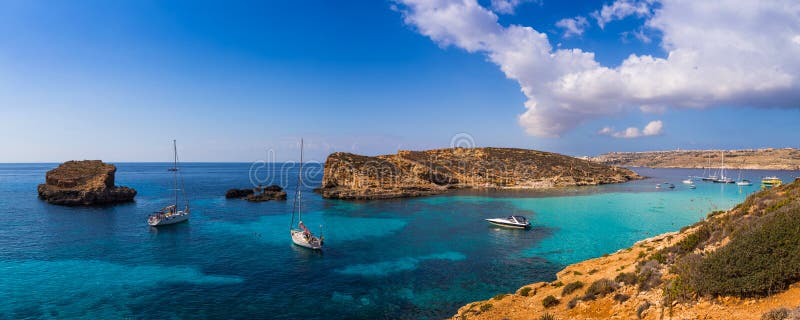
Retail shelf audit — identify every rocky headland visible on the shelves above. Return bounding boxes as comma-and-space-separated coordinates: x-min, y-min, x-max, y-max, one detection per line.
452, 179, 800, 320
225, 185, 287, 202
592, 148, 800, 170
37, 160, 137, 206
317, 147, 641, 200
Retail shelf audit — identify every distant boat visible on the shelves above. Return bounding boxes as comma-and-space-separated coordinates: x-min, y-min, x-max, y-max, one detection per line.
761, 176, 782, 189
289, 139, 324, 250
665, 183, 675, 189
148, 140, 190, 226
656, 183, 661, 189
485, 215, 531, 229
682, 178, 693, 184
689, 184, 697, 189
735, 167, 751, 186
701, 157, 717, 181
712, 152, 735, 183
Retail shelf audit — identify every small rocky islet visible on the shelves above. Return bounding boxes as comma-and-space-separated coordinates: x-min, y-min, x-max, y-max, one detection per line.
317, 147, 642, 200
37, 160, 137, 206
225, 185, 287, 202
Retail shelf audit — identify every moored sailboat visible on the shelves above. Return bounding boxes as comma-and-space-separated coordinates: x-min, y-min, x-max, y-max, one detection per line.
148, 140, 190, 226
289, 139, 323, 250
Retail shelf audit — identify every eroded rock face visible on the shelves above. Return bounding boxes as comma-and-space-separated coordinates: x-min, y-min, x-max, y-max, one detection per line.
37, 160, 137, 206
318, 148, 641, 200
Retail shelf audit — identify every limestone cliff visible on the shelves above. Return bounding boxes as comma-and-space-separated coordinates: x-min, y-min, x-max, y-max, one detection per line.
318, 148, 641, 200
37, 160, 137, 206
592, 148, 800, 170
451, 179, 800, 320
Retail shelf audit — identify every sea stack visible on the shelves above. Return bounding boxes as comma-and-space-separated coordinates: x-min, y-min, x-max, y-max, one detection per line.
318, 147, 641, 200
225, 185, 287, 202
37, 160, 137, 206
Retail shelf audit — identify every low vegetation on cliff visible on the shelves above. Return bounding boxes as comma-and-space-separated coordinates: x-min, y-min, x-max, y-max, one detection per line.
453, 179, 800, 320
318, 147, 640, 200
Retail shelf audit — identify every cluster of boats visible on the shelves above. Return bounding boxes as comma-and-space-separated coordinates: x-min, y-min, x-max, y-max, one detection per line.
657, 151, 785, 190
146, 140, 325, 251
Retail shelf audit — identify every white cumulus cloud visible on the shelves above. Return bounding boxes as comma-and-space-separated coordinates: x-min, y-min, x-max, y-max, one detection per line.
555, 16, 589, 37
591, 0, 653, 29
490, 0, 533, 14
599, 120, 663, 138
395, 0, 800, 137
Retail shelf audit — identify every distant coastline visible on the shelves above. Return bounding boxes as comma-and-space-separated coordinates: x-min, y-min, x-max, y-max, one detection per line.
591, 148, 800, 170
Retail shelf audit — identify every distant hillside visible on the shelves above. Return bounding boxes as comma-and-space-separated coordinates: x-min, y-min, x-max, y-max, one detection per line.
591, 148, 800, 170
317, 147, 641, 200
452, 179, 800, 320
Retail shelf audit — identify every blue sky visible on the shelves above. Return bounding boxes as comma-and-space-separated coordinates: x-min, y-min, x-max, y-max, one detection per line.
0, 0, 798, 162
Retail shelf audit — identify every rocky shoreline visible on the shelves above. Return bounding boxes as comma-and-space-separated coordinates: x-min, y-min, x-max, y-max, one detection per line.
225, 185, 287, 202
37, 160, 137, 206
318, 148, 641, 200
451, 180, 800, 320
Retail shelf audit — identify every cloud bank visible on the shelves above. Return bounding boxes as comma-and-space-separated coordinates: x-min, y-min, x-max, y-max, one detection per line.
599, 120, 663, 138
395, 0, 800, 137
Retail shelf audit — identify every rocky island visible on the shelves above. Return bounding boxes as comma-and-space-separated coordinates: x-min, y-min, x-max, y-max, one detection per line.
318, 147, 641, 200
225, 185, 287, 202
37, 160, 137, 206
592, 148, 800, 170
452, 179, 800, 320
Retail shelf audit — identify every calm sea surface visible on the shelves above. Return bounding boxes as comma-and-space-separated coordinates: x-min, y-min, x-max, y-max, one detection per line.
0, 163, 796, 319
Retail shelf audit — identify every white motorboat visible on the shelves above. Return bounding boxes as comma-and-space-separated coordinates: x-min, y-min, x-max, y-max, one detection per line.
148, 140, 190, 227
682, 178, 693, 184
689, 184, 696, 189
485, 215, 531, 229
289, 139, 324, 250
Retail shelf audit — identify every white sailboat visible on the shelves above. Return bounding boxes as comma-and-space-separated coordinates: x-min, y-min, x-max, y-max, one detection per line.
290, 139, 323, 250
736, 165, 752, 186
148, 140, 190, 226
713, 151, 734, 184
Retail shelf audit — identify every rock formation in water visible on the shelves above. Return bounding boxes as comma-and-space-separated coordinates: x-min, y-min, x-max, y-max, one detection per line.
451, 180, 800, 320
591, 148, 800, 170
37, 160, 137, 206
318, 148, 641, 200
225, 185, 287, 202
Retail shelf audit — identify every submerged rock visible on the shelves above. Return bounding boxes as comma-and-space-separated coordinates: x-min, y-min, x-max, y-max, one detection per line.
37, 160, 136, 206
225, 185, 287, 202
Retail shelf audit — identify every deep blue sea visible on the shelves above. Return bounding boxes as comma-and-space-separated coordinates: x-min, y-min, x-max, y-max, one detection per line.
1, 163, 797, 319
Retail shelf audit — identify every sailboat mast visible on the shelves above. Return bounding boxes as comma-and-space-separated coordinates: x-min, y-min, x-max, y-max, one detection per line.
173, 140, 178, 207
721, 151, 725, 179
298, 139, 303, 220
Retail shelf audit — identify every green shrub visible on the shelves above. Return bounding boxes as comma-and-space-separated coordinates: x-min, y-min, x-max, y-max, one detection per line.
676, 225, 711, 254
539, 313, 557, 320
561, 281, 584, 296
648, 252, 666, 264
551, 281, 563, 287
588, 269, 599, 275
492, 293, 508, 300
479, 303, 492, 312
614, 272, 637, 286
541, 295, 559, 308
636, 260, 662, 291
636, 301, 652, 319
689, 205, 800, 297
519, 287, 533, 297
760, 307, 790, 320
572, 270, 583, 275
583, 278, 617, 300
567, 297, 581, 309
662, 276, 693, 306
613, 293, 629, 303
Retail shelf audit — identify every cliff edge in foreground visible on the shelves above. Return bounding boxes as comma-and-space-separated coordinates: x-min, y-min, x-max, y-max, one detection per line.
453, 179, 800, 320
37, 160, 137, 206
318, 148, 641, 200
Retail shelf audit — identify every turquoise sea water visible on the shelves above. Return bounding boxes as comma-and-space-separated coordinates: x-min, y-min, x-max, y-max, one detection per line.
0, 163, 796, 319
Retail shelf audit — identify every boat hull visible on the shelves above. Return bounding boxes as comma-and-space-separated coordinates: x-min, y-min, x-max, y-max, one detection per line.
148, 211, 189, 226
485, 219, 530, 229
291, 229, 323, 250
